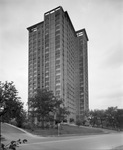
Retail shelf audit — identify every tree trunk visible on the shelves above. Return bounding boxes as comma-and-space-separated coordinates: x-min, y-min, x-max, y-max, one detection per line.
41, 117, 45, 129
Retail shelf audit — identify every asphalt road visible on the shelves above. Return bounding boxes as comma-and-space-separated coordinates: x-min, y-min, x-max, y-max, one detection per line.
1, 123, 123, 150
20, 133, 123, 150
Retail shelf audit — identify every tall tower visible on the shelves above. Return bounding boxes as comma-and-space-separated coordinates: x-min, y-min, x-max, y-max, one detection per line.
27, 6, 89, 120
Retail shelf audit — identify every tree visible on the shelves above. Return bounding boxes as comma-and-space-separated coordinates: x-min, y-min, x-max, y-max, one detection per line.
91, 109, 105, 127
70, 118, 74, 123
105, 107, 117, 129
89, 110, 98, 127
76, 119, 83, 127
15, 108, 27, 127
55, 99, 70, 123
82, 110, 90, 125
89, 109, 104, 127
0, 81, 25, 127
28, 89, 68, 128
89, 107, 123, 130
97, 110, 105, 127
115, 109, 123, 130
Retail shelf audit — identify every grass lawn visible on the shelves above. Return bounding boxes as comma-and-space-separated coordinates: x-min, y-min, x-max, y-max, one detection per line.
26, 124, 106, 137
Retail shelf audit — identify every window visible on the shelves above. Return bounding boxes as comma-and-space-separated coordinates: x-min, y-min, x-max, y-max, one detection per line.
45, 57, 49, 62
55, 10, 60, 16
56, 80, 60, 84
55, 30, 60, 35
56, 70, 60, 74
56, 65, 60, 69
45, 72, 49, 77
80, 87, 84, 93
55, 50, 60, 55
45, 77, 49, 82
45, 82, 49, 86
56, 95, 60, 99
45, 53, 49, 58
45, 30, 49, 35
45, 67, 49, 72
56, 75, 60, 80
46, 87, 49, 90
55, 60, 60, 65
55, 54, 60, 59
45, 62, 49, 67
45, 43, 49, 48
55, 18, 60, 24
31, 27, 37, 32
55, 44, 60, 49
55, 35, 60, 40
56, 90, 60, 96
45, 48, 49, 53
55, 25, 60, 31
56, 85, 60, 90
55, 14, 60, 20
55, 38, 60, 44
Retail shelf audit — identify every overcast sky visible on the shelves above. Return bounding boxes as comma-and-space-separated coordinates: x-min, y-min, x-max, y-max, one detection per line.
0, 0, 123, 110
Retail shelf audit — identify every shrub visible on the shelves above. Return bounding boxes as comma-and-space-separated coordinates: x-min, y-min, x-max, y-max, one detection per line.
22, 122, 33, 130
76, 119, 82, 126
63, 119, 67, 123
70, 118, 74, 123
10, 119, 17, 126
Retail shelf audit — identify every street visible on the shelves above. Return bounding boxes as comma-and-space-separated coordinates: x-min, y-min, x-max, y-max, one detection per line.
20, 133, 123, 150
1, 123, 123, 150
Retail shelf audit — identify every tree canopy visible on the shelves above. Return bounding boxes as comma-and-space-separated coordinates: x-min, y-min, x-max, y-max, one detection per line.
0, 81, 26, 127
28, 88, 70, 128
75, 107, 123, 130
89, 107, 123, 130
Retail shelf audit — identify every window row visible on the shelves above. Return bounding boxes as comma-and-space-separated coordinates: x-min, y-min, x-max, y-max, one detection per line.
55, 90, 60, 96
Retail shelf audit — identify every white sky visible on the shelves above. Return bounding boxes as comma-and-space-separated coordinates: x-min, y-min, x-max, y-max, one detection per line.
0, 0, 123, 110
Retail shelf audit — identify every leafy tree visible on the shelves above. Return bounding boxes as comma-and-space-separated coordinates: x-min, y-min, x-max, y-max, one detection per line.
89, 107, 123, 130
105, 107, 117, 128
28, 89, 69, 128
55, 99, 70, 123
76, 119, 82, 126
81, 110, 90, 125
89, 110, 98, 127
97, 110, 106, 127
69, 118, 74, 123
105, 107, 123, 130
89, 110, 104, 127
115, 109, 123, 130
0, 81, 25, 127
16, 109, 27, 127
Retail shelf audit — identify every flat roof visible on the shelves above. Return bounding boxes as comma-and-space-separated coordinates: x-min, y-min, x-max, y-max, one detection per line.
27, 21, 43, 31
44, 6, 63, 16
76, 29, 89, 41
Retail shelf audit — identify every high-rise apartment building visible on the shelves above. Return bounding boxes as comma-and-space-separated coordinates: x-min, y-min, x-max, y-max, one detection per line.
27, 6, 89, 120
